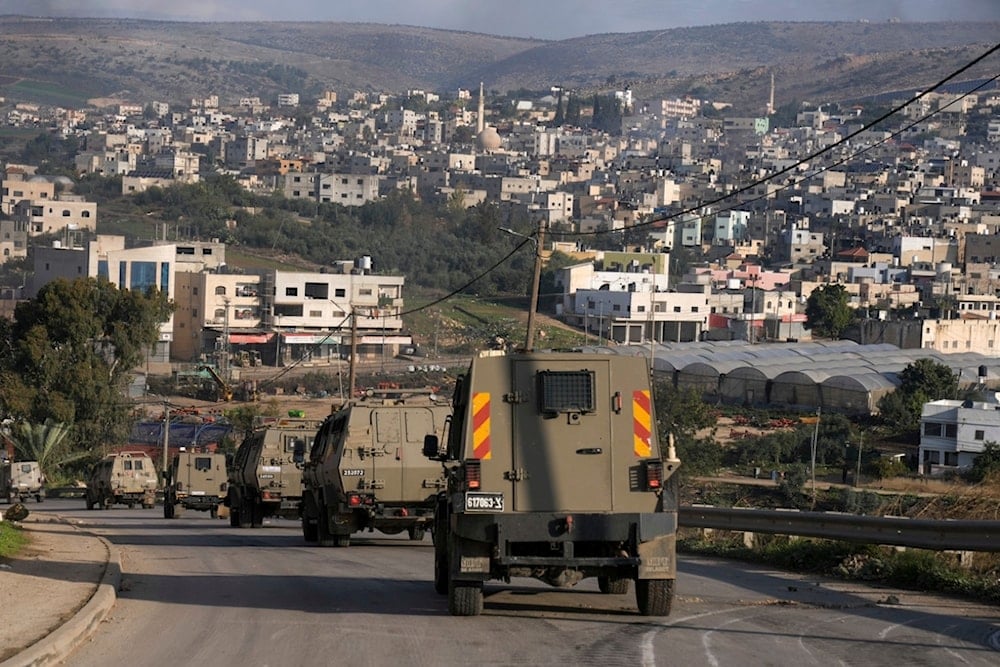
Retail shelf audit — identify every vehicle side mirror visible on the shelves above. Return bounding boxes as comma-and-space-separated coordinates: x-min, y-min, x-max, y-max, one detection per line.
423, 434, 443, 460
292, 440, 306, 464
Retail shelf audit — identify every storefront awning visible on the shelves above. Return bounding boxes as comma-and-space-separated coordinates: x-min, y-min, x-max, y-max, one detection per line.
282, 333, 342, 345
229, 333, 274, 344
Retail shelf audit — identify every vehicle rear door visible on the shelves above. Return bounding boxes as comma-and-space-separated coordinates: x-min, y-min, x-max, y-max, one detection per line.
511, 357, 614, 512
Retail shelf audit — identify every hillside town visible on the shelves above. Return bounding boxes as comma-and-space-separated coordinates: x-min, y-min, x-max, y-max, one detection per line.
2, 76, 1000, 474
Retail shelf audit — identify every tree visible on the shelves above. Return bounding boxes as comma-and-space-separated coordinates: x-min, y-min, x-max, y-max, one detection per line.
805, 284, 854, 338
966, 441, 1000, 483
0, 278, 173, 459
5, 419, 90, 484
877, 358, 958, 434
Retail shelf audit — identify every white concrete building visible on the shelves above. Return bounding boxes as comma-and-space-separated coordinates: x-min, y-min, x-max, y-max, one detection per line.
920, 397, 1000, 475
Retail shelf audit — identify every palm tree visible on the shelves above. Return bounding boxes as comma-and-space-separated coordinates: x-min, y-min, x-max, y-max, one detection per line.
7, 420, 89, 483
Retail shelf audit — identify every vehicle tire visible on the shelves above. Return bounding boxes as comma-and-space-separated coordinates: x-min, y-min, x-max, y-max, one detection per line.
433, 547, 449, 595
85, 495, 94, 511
302, 515, 318, 542
333, 533, 351, 548
228, 490, 241, 527
209, 505, 218, 519
35, 494, 43, 503
127, 501, 135, 509
448, 580, 484, 616
238, 498, 253, 528
164, 502, 174, 519
598, 575, 630, 595
635, 578, 674, 616
407, 525, 426, 541
250, 499, 263, 528
316, 508, 335, 547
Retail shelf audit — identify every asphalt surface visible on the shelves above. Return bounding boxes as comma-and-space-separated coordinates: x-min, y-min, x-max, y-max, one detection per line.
0, 506, 118, 667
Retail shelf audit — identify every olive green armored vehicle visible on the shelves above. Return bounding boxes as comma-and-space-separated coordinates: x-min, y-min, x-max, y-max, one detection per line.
2, 460, 45, 503
163, 449, 228, 519
424, 350, 680, 616
226, 417, 321, 527
85, 451, 158, 509
301, 392, 451, 547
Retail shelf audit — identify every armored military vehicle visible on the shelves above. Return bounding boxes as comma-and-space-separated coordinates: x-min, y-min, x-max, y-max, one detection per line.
424, 350, 680, 616
163, 449, 228, 518
85, 451, 158, 509
226, 417, 321, 528
1, 460, 45, 503
301, 392, 451, 547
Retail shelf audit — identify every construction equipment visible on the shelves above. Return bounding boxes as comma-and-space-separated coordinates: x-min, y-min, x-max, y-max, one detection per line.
198, 365, 234, 402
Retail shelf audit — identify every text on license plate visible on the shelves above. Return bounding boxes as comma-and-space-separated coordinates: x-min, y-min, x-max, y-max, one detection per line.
465, 492, 504, 512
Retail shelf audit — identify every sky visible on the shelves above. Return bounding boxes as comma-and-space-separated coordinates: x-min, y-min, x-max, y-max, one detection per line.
5, 0, 1000, 40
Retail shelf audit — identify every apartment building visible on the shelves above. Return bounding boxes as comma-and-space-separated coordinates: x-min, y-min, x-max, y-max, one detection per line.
1, 170, 55, 215
12, 196, 97, 237
920, 397, 1000, 475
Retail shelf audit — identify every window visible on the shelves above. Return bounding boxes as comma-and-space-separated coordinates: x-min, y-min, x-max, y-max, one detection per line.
945, 424, 957, 438
285, 287, 298, 296
215, 286, 227, 295
975, 430, 985, 440
134, 460, 144, 470
130, 261, 157, 291
924, 422, 942, 437
194, 457, 212, 472
359, 288, 372, 296
62, 209, 71, 217
285, 435, 308, 453
309, 310, 322, 317
944, 452, 958, 466
304, 282, 329, 299
538, 370, 595, 414
123, 460, 132, 470
636, 305, 645, 313
335, 288, 346, 297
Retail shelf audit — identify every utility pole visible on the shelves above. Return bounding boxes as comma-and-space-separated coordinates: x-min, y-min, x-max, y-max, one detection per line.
161, 397, 170, 479
524, 219, 546, 351
810, 407, 821, 507
348, 307, 359, 399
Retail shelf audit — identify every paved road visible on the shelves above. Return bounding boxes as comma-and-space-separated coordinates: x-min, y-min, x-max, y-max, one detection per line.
33, 500, 1000, 666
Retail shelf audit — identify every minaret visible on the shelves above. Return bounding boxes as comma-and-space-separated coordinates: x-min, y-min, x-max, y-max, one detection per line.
478, 81, 485, 133
766, 72, 775, 115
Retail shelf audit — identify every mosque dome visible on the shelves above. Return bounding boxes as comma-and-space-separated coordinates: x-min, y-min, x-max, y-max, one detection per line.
476, 126, 501, 152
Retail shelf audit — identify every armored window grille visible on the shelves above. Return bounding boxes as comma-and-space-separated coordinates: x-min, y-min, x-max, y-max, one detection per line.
538, 370, 595, 413
195, 457, 212, 472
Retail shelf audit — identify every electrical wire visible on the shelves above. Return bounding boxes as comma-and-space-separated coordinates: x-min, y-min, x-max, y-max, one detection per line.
249, 41, 1000, 385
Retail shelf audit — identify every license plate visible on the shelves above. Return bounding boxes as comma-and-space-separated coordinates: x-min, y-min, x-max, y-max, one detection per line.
465, 492, 504, 512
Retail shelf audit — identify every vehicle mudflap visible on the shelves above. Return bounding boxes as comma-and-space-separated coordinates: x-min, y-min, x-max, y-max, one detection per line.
637, 533, 676, 579
450, 535, 491, 582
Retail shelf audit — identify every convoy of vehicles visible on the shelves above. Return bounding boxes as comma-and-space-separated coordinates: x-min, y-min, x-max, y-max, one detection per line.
423, 350, 680, 616
85, 451, 158, 509
226, 417, 321, 527
163, 449, 228, 518
301, 391, 451, 547
1, 459, 46, 503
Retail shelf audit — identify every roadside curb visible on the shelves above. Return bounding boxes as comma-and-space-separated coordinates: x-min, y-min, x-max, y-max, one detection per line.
1, 517, 120, 667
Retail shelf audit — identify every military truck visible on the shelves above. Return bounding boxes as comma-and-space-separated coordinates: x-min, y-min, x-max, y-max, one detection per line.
85, 451, 158, 509
163, 449, 228, 519
301, 392, 451, 547
423, 350, 680, 617
1, 460, 45, 503
226, 417, 321, 527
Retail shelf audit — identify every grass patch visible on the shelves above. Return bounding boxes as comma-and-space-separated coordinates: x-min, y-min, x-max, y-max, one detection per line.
679, 531, 1000, 605
0, 521, 29, 559
7, 79, 92, 107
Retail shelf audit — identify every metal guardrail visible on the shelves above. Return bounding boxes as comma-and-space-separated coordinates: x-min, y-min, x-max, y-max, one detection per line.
679, 506, 1000, 552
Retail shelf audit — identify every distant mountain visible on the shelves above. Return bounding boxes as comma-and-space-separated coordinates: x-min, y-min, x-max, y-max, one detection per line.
0, 16, 996, 112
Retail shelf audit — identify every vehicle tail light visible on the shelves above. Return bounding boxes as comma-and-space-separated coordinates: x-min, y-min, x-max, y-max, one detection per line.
177, 482, 184, 491
347, 493, 362, 507
262, 491, 272, 500
464, 459, 481, 490
644, 460, 663, 490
